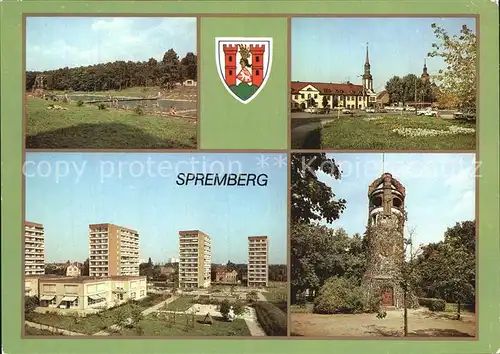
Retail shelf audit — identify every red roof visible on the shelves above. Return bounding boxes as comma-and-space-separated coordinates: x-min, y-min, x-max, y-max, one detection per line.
376, 90, 388, 99
291, 81, 365, 95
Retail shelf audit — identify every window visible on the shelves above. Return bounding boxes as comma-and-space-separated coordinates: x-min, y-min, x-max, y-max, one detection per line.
229, 70, 233, 75
64, 285, 78, 294
255, 56, 260, 63
314, 94, 318, 99
301, 94, 304, 99
42, 284, 56, 293
140, 290, 145, 297
307, 94, 311, 99
229, 56, 232, 62
256, 70, 260, 75
130, 292, 136, 299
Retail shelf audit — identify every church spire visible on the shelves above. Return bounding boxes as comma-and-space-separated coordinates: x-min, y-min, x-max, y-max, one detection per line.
362, 42, 373, 91
365, 42, 370, 65
421, 58, 430, 81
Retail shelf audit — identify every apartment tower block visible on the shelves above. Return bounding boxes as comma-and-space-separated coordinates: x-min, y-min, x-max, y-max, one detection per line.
178, 230, 211, 288
89, 223, 140, 277
248, 236, 268, 287
25, 222, 45, 275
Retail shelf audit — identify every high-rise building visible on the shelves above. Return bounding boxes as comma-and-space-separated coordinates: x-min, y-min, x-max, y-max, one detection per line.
178, 230, 211, 288
248, 236, 268, 287
24, 221, 45, 275
89, 223, 140, 277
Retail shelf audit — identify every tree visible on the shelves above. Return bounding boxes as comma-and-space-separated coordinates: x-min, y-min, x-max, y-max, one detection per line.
180, 52, 197, 81
398, 228, 422, 337
386, 74, 436, 105
385, 76, 403, 104
428, 23, 477, 110
431, 221, 476, 319
415, 221, 475, 320
129, 304, 144, 329
219, 299, 231, 320
25, 295, 39, 318
290, 153, 346, 224
290, 223, 366, 303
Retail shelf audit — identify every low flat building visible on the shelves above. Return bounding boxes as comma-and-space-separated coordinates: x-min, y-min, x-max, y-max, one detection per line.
28, 275, 146, 313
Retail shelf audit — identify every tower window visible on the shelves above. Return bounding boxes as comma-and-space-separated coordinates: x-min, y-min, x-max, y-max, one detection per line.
371, 196, 382, 208
393, 197, 402, 208
229, 70, 233, 75
256, 70, 260, 75
255, 56, 260, 63
229, 56, 232, 62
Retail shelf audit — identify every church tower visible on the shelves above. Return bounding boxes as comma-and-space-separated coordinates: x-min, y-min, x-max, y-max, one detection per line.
362, 173, 406, 309
420, 59, 430, 82
362, 43, 373, 91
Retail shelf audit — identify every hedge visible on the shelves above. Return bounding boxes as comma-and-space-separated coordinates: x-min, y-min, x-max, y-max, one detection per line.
253, 302, 287, 336
418, 297, 446, 311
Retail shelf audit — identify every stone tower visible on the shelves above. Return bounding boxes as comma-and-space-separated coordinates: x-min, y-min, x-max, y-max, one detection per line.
362, 43, 373, 91
363, 173, 406, 309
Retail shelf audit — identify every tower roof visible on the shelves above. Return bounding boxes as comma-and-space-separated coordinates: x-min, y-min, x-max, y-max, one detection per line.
368, 173, 406, 197
365, 43, 370, 65
421, 59, 430, 79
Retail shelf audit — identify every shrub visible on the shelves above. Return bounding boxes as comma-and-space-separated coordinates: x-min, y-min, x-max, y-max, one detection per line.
219, 299, 231, 320
313, 276, 364, 314
76, 100, 84, 107
97, 103, 106, 110
253, 302, 287, 336
232, 301, 247, 316
246, 291, 259, 302
296, 291, 308, 307
134, 105, 145, 115
418, 297, 446, 312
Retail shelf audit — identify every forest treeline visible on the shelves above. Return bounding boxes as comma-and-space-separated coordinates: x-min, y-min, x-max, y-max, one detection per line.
25, 49, 197, 92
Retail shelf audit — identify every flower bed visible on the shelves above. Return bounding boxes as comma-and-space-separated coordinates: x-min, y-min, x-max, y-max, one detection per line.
392, 126, 475, 137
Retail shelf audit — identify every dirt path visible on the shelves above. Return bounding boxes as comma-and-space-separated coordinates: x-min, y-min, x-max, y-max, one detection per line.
292, 308, 476, 337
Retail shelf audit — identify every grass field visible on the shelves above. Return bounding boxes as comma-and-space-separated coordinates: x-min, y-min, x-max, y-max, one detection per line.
26, 97, 197, 149
317, 115, 476, 150
26, 296, 166, 335
24, 325, 63, 336
112, 314, 251, 336
163, 295, 197, 311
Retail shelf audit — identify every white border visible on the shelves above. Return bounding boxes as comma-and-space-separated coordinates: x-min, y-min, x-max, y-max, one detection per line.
215, 37, 274, 104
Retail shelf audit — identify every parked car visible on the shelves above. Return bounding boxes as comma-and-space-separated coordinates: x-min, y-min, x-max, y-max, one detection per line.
365, 108, 376, 113
342, 109, 352, 114
453, 108, 476, 120
424, 109, 439, 117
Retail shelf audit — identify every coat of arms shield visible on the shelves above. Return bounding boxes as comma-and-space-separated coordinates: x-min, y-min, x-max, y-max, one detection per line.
215, 37, 273, 104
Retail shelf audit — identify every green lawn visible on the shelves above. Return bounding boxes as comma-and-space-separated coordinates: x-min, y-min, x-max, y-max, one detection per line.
163, 295, 196, 312
26, 97, 197, 149
24, 325, 63, 336
320, 115, 476, 149
26, 296, 166, 335
112, 314, 251, 336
